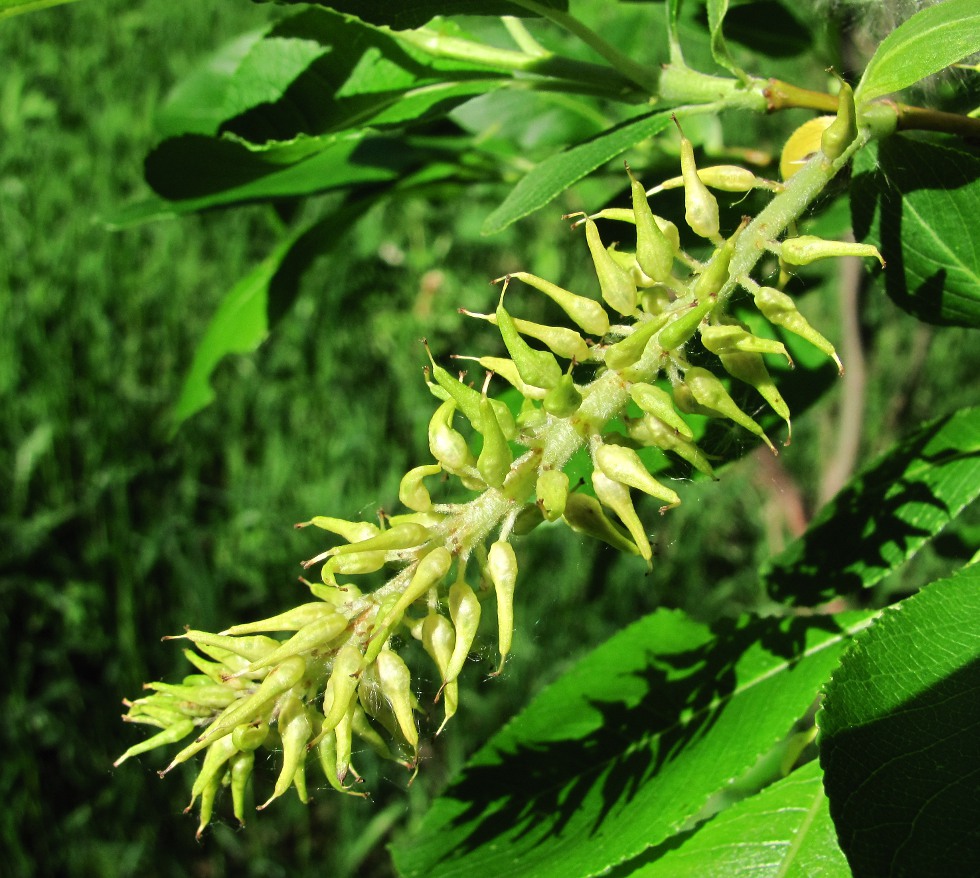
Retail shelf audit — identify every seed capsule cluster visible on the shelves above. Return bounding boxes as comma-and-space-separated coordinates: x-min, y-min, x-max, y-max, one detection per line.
119, 106, 881, 833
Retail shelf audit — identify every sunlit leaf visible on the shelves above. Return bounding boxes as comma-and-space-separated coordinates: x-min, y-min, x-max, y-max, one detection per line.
851, 137, 980, 327
856, 0, 980, 101
482, 109, 676, 233
620, 761, 850, 878
393, 609, 874, 878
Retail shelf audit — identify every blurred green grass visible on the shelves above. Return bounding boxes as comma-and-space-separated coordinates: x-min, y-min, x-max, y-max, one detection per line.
2, 2, 978, 877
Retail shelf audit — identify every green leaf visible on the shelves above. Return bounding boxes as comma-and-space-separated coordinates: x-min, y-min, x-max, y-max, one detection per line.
856, 0, 980, 101
157, 31, 329, 138
665, 0, 684, 63
170, 240, 289, 429
392, 608, 874, 878
706, 0, 744, 79
851, 137, 980, 327
256, 0, 568, 30
170, 202, 367, 428
0, 0, 80, 20
620, 761, 850, 878
482, 109, 676, 234
819, 564, 980, 878
144, 132, 416, 206
762, 407, 980, 607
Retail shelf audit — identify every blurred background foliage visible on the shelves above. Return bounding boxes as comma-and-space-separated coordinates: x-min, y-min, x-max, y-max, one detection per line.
1, 1, 978, 876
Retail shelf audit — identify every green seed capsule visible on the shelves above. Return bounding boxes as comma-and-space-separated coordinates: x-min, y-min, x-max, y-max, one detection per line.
674, 116, 721, 242
328, 522, 431, 559
821, 79, 857, 162
542, 373, 583, 418
627, 164, 677, 282
376, 648, 418, 753
454, 354, 548, 400
778, 235, 884, 267
228, 749, 255, 825
428, 398, 478, 473
499, 272, 610, 337
374, 546, 453, 636
350, 705, 395, 761
649, 164, 778, 195
444, 579, 481, 686
297, 516, 379, 543
629, 383, 694, 440
536, 468, 569, 522
700, 323, 793, 367
189, 733, 238, 810
752, 285, 843, 374
604, 313, 670, 371
591, 469, 652, 564
320, 550, 387, 585
398, 463, 443, 513
315, 728, 365, 797
317, 644, 362, 739
477, 389, 513, 489
626, 414, 716, 478
593, 442, 681, 510
425, 343, 518, 439
561, 491, 640, 555
579, 216, 638, 316
168, 631, 281, 664
194, 756, 226, 839
512, 501, 545, 535
657, 222, 743, 352
682, 366, 776, 454
114, 718, 197, 767
231, 721, 270, 752
713, 347, 792, 442
487, 541, 518, 673
496, 290, 563, 390
261, 691, 313, 808
238, 612, 350, 675
461, 309, 592, 363
220, 602, 341, 636
143, 680, 239, 711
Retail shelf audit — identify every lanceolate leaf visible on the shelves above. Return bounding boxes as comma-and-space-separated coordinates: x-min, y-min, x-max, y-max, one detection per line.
481, 109, 677, 234
855, 0, 980, 101
619, 760, 850, 878
819, 565, 980, 878
706, 0, 744, 80
762, 406, 980, 606
392, 609, 874, 878
145, 132, 418, 205
851, 137, 980, 327
171, 202, 368, 429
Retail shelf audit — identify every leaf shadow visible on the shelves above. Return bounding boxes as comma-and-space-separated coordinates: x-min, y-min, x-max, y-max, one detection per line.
851, 136, 980, 326
764, 412, 980, 605
427, 614, 843, 867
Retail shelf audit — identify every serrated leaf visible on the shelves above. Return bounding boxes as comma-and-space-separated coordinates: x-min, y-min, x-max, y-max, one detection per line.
819, 564, 980, 878
762, 407, 980, 606
392, 608, 874, 878
856, 0, 980, 101
851, 137, 980, 327
482, 109, 676, 234
619, 761, 849, 878
257, 0, 567, 30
